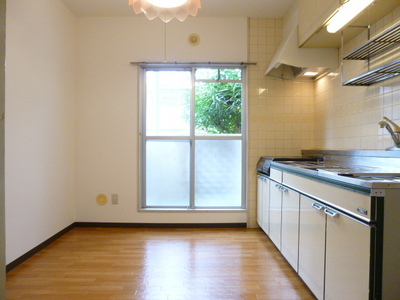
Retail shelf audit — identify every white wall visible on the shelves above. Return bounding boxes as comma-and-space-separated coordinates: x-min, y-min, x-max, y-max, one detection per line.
75, 17, 249, 223
5, 0, 76, 263
0, 0, 5, 295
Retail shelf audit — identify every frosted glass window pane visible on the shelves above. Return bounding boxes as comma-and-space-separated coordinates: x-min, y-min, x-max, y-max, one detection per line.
195, 140, 242, 207
146, 71, 191, 136
146, 141, 190, 206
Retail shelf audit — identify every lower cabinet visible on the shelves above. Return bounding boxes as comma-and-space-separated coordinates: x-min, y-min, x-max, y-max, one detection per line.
298, 195, 326, 300
258, 174, 375, 299
298, 195, 372, 300
257, 175, 270, 234
261, 178, 270, 234
324, 207, 371, 300
269, 181, 282, 249
269, 180, 300, 271
257, 176, 264, 228
281, 187, 300, 271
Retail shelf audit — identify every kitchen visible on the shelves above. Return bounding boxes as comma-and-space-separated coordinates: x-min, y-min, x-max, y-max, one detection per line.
2, 0, 400, 298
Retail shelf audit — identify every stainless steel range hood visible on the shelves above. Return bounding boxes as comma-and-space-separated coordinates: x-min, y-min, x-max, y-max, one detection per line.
265, 27, 339, 80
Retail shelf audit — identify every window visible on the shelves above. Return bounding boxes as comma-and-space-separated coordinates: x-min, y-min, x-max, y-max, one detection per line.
140, 65, 246, 209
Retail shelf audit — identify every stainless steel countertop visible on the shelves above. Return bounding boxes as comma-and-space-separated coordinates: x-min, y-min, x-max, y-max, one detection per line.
257, 150, 400, 189
271, 160, 400, 189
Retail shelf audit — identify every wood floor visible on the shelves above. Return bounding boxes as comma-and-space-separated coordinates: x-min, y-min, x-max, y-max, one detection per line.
6, 227, 316, 300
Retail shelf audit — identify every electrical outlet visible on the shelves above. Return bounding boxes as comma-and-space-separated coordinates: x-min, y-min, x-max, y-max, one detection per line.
111, 194, 118, 205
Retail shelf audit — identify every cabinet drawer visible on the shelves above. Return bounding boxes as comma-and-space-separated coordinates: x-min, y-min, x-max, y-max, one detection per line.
283, 172, 372, 221
270, 169, 282, 183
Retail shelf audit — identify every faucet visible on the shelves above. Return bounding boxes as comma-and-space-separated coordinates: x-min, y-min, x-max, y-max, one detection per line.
378, 116, 400, 150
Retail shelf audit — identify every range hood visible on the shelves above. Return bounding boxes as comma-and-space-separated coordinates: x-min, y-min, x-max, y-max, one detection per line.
265, 27, 339, 80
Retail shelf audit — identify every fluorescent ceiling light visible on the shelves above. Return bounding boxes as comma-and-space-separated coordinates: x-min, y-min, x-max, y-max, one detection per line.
304, 71, 318, 76
326, 0, 374, 33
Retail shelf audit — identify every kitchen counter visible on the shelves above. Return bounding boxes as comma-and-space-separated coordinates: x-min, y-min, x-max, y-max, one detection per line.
257, 149, 400, 299
259, 149, 400, 191
271, 160, 400, 190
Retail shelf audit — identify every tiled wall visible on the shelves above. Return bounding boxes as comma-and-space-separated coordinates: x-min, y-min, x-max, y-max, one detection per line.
248, 11, 400, 227
315, 73, 400, 150
315, 7, 400, 150
247, 18, 315, 228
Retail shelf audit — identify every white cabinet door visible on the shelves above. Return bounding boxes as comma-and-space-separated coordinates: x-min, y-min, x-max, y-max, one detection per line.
325, 208, 372, 300
257, 176, 270, 234
281, 187, 300, 271
298, 195, 326, 300
269, 181, 282, 250
257, 176, 264, 228
261, 178, 270, 235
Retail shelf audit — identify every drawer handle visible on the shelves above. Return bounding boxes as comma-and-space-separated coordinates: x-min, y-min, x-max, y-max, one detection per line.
312, 202, 324, 210
324, 208, 339, 218
274, 183, 287, 192
280, 186, 288, 192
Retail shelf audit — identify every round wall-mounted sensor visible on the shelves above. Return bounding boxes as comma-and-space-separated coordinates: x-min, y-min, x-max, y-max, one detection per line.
188, 33, 200, 46
96, 193, 108, 205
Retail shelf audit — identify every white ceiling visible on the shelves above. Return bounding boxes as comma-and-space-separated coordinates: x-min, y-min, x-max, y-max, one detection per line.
60, 0, 296, 18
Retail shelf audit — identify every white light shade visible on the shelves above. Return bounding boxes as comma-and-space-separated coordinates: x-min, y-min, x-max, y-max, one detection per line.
326, 0, 374, 33
148, 0, 187, 8
129, 0, 201, 22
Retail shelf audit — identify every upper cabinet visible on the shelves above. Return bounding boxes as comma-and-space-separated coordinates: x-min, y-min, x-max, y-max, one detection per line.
298, 0, 400, 48
298, 0, 339, 47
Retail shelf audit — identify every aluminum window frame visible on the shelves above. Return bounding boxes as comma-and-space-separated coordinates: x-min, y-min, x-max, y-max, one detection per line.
139, 64, 248, 210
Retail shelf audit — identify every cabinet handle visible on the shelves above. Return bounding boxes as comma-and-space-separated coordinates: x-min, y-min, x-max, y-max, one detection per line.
274, 183, 288, 192
324, 208, 339, 218
312, 202, 324, 210
280, 186, 288, 192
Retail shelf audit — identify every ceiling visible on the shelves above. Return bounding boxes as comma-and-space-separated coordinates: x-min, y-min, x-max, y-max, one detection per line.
60, 0, 296, 18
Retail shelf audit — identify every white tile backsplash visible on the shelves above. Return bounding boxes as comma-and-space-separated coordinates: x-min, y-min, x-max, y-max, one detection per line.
315, 74, 400, 150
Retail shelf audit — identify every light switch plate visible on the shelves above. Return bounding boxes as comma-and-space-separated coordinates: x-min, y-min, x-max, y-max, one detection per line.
111, 194, 118, 205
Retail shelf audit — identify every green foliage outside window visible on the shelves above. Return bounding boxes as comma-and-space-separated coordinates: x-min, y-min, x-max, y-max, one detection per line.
195, 69, 242, 134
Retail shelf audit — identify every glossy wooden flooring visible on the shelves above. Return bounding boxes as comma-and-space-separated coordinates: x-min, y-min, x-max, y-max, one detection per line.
7, 227, 315, 300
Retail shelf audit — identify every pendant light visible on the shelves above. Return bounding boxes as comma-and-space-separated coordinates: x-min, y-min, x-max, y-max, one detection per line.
129, 0, 202, 23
